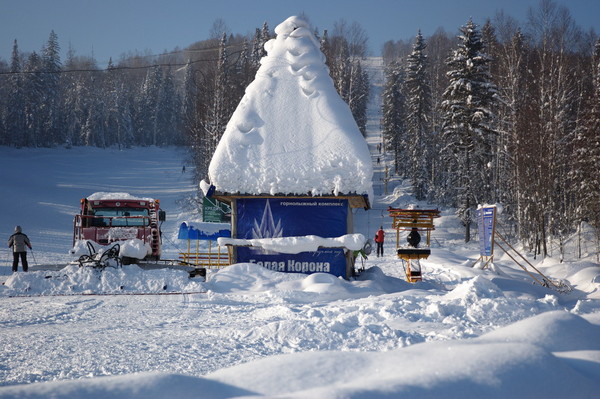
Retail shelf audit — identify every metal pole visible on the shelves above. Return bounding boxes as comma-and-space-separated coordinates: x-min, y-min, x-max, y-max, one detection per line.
30, 249, 38, 267
5, 249, 11, 271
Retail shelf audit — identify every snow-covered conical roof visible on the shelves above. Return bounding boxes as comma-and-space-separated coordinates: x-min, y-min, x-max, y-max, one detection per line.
208, 16, 373, 201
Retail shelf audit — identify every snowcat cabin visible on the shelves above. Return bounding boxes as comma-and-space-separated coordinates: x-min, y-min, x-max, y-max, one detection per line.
73, 198, 166, 261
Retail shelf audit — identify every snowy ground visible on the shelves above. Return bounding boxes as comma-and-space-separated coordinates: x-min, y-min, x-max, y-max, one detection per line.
2, 149, 600, 399
1, 68, 600, 398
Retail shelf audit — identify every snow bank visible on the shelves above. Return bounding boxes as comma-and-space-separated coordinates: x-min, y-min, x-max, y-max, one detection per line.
0, 372, 252, 399
5, 308, 599, 399
208, 16, 373, 200
2, 262, 600, 398
477, 310, 600, 351
203, 311, 600, 398
1, 265, 205, 296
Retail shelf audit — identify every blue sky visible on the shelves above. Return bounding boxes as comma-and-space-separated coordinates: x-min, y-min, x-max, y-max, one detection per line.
1, 0, 598, 67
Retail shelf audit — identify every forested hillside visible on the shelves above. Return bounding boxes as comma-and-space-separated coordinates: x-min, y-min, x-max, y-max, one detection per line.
381, 1, 600, 257
0, 20, 369, 184
0, 0, 598, 257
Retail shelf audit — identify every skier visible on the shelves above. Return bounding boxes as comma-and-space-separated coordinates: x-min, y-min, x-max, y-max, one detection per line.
374, 226, 385, 257
8, 225, 32, 272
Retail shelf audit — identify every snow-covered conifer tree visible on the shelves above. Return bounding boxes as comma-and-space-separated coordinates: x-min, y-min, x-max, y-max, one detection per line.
23, 51, 45, 147
335, 40, 351, 103
6, 40, 26, 147
440, 19, 499, 242
405, 31, 432, 200
136, 66, 162, 146
381, 61, 406, 175
156, 66, 181, 145
41, 30, 62, 146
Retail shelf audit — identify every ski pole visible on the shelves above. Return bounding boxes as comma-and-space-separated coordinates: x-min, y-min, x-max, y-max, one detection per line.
4, 249, 10, 271
30, 249, 38, 267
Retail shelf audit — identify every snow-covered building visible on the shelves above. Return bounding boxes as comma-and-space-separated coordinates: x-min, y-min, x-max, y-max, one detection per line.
204, 16, 373, 278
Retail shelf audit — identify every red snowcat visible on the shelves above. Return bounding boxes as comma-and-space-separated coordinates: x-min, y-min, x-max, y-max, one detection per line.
73, 196, 166, 262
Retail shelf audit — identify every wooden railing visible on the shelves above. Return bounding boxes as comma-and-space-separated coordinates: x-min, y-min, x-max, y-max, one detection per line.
178, 251, 230, 269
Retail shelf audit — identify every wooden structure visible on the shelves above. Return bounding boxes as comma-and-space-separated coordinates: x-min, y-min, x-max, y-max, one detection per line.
177, 222, 231, 270
178, 241, 229, 269
387, 207, 440, 282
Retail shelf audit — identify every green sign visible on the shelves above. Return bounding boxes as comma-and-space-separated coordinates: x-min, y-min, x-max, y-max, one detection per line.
203, 197, 230, 222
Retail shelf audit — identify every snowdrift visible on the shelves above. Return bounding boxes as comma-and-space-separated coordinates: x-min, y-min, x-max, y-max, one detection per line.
2, 311, 599, 398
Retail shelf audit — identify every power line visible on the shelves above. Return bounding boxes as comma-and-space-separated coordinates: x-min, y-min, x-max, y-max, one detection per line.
0, 44, 248, 76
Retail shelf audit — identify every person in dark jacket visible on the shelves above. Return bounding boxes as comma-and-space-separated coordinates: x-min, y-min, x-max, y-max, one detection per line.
8, 225, 32, 272
374, 227, 385, 257
407, 227, 421, 248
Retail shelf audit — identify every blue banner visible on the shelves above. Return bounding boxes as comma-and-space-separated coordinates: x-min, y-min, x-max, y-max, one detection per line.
236, 198, 349, 277
478, 207, 496, 256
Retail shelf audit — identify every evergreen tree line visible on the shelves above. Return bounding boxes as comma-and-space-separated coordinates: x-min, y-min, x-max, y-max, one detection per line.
381, 0, 600, 259
0, 31, 185, 149
0, 20, 370, 186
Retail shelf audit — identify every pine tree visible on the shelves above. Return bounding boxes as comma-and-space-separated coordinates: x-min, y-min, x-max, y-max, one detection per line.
335, 40, 351, 103
440, 19, 499, 242
236, 38, 254, 90
156, 66, 181, 145
136, 66, 162, 146
182, 59, 205, 182
41, 30, 62, 146
105, 64, 134, 149
5, 40, 26, 147
117, 81, 135, 149
250, 22, 270, 69
381, 61, 406, 175
405, 31, 432, 200
23, 51, 45, 147
347, 60, 369, 136
200, 33, 231, 177
320, 30, 330, 63
250, 28, 263, 70
260, 22, 271, 52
